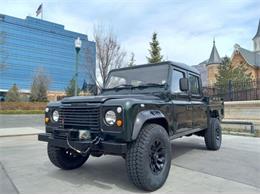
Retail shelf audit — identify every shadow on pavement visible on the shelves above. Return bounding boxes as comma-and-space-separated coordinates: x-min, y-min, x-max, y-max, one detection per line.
47, 139, 206, 193
171, 138, 207, 159
47, 156, 142, 193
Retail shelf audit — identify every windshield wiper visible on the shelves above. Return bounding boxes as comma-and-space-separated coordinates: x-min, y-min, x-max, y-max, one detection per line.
108, 84, 134, 91
136, 83, 165, 89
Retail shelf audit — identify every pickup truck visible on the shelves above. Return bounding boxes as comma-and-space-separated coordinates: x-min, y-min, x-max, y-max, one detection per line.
39, 61, 224, 191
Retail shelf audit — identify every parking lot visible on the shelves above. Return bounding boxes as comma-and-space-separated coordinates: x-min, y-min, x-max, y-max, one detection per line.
1, 125, 260, 193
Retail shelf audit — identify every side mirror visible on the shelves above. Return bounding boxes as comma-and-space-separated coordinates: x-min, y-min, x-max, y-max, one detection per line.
179, 78, 189, 91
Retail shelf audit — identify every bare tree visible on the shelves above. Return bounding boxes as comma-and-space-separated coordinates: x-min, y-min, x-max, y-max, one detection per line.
85, 44, 102, 91
30, 67, 51, 102
94, 25, 127, 86
128, 52, 136, 67
5, 84, 21, 102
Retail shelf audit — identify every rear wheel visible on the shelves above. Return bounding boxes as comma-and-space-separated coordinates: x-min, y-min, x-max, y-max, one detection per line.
126, 124, 171, 191
204, 118, 222, 150
47, 143, 89, 170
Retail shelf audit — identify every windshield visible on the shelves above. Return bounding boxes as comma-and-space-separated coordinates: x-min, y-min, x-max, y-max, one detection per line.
104, 65, 169, 89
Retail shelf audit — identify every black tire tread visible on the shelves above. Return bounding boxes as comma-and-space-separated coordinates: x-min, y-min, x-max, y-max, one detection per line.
47, 143, 89, 170
205, 118, 221, 150
126, 124, 170, 191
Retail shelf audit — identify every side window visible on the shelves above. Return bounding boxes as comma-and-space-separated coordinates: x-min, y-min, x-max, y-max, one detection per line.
171, 69, 185, 93
189, 74, 200, 95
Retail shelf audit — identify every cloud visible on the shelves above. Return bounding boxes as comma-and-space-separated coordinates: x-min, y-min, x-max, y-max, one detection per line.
1, 0, 260, 65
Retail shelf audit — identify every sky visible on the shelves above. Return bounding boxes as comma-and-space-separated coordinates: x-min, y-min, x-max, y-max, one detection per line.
0, 0, 260, 66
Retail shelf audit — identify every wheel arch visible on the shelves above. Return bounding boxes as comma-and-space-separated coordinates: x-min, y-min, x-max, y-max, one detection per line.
131, 110, 169, 140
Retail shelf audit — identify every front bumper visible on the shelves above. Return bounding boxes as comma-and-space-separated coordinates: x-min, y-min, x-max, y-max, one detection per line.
38, 133, 127, 155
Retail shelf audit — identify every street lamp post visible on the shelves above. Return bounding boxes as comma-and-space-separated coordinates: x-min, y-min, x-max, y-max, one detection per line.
74, 37, 82, 96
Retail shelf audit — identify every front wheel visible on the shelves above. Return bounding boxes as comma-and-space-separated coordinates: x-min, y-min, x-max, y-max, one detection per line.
47, 143, 89, 170
204, 118, 222, 150
126, 124, 171, 191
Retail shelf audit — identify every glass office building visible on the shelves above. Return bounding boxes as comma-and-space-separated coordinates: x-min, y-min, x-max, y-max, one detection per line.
0, 14, 96, 92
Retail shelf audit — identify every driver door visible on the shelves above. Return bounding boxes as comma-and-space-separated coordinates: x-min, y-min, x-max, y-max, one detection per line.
170, 68, 193, 133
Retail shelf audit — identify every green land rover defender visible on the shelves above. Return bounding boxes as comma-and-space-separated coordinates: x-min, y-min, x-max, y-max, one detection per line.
39, 61, 223, 191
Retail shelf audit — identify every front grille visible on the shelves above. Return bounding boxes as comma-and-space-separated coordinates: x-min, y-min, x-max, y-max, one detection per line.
59, 104, 101, 131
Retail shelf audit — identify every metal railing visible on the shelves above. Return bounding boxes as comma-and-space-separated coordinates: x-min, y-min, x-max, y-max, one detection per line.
203, 79, 260, 101
221, 120, 255, 134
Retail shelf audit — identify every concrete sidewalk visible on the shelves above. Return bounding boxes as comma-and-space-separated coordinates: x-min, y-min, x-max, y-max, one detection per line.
0, 114, 44, 137
0, 114, 44, 129
0, 127, 43, 137
0, 134, 259, 193
0, 162, 18, 193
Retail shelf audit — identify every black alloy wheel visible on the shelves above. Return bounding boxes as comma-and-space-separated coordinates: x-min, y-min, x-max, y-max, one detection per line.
149, 139, 166, 174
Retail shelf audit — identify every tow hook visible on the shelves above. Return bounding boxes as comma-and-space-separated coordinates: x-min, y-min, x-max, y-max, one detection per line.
92, 136, 101, 145
66, 135, 102, 156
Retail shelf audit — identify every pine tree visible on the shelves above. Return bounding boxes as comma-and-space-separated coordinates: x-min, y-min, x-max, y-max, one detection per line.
128, 52, 136, 67
215, 57, 232, 87
232, 65, 252, 84
146, 32, 163, 63
231, 64, 253, 90
6, 84, 20, 102
65, 79, 80, 97
215, 56, 253, 91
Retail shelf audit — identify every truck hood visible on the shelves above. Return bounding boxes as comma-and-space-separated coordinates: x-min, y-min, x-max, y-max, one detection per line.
61, 94, 161, 104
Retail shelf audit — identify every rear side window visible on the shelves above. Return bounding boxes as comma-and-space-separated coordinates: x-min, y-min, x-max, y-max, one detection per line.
171, 69, 185, 93
189, 74, 200, 94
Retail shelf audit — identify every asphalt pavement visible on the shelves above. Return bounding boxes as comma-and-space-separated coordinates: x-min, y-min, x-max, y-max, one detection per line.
0, 114, 44, 129
0, 134, 260, 193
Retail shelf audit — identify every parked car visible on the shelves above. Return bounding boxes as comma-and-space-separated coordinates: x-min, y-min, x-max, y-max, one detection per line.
39, 61, 224, 191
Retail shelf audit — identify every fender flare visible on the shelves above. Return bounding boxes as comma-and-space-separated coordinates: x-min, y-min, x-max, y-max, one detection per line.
132, 110, 167, 140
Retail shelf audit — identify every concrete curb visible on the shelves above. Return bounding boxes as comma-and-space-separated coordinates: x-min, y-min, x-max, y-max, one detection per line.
223, 131, 255, 137
0, 127, 43, 137
0, 133, 40, 138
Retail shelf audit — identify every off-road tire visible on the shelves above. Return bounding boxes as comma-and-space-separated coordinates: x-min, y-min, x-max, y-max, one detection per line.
204, 118, 222, 150
126, 124, 171, 191
47, 143, 89, 170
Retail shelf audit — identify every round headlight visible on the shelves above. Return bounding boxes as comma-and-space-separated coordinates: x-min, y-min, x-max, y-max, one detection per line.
52, 110, 59, 122
105, 110, 116, 125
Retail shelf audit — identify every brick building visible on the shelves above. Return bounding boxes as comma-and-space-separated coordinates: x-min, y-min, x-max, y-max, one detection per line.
206, 39, 222, 86
194, 19, 260, 86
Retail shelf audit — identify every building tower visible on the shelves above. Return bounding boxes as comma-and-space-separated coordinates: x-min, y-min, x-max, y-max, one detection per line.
206, 39, 222, 86
253, 19, 260, 53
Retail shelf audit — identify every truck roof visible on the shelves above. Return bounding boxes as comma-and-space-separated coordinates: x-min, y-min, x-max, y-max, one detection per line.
110, 61, 200, 75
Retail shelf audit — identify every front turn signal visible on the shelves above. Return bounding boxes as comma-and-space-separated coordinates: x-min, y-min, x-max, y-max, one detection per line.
116, 119, 123, 127
45, 117, 49, 123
